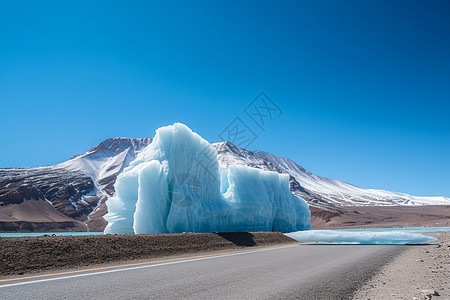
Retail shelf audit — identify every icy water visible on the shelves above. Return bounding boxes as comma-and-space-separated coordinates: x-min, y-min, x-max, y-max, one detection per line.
286, 227, 450, 245
0, 232, 104, 237
333, 227, 450, 232
0, 227, 449, 237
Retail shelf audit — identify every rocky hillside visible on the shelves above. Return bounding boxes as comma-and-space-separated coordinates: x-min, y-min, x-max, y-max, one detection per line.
0, 138, 152, 232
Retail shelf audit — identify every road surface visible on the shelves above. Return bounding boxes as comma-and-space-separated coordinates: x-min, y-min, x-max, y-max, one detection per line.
0, 244, 405, 299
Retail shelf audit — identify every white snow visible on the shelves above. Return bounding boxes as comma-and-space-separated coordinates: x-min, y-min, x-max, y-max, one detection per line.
212, 142, 450, 206
104, 123, 311, 234
58, 138, 152, 185
286, 230, 437, 245
55, 138, 153, 211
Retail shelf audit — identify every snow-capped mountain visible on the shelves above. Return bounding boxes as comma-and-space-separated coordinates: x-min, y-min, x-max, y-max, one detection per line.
59, 137, 152, 197
212, 141, 450, 207
0, 136, 448, 232
0, 138, 152, 231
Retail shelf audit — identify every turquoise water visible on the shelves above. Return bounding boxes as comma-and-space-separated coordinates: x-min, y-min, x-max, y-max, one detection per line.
0, 232, 104, 237
332, 227, 450, 232
0, 227, 449, 237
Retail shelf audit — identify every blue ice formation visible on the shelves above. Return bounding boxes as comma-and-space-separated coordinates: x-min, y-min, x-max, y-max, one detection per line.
104, 123, 311, 234
285, 230, 437, 245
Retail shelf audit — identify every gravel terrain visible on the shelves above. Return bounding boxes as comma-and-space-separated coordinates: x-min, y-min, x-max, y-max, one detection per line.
0, 232, 296, 276
353, 231, 450, 300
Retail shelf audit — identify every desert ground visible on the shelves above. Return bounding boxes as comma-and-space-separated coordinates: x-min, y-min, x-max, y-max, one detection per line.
354, 231, 450, 299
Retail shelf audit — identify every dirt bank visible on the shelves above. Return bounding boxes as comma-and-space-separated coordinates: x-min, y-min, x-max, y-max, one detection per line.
0, 232, 296, 276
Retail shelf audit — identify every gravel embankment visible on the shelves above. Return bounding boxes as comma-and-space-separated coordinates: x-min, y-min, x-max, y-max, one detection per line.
0, 232, 296, 276
353, 231, 450, 300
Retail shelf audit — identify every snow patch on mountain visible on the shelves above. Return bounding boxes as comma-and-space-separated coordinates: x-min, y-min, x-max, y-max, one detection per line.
212, 141, 450, 207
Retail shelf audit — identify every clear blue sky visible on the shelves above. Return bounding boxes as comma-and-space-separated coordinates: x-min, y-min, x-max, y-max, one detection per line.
1, 0, 449, 197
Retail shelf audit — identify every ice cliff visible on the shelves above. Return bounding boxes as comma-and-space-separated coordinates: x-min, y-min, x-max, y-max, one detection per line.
104, 123, 311, 234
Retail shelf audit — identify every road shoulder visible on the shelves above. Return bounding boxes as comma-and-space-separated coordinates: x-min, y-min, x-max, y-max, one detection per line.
353, 231, 450, 299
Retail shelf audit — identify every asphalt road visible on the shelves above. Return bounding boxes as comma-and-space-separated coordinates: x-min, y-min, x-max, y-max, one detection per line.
0, 244, 405, 299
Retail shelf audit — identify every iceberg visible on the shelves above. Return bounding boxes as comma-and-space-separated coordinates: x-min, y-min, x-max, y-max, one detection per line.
285, 230, 437, 245
104, 123, 311, 234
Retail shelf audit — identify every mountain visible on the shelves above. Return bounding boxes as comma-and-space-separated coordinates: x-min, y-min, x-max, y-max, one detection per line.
0, 138, 152, 232
212, 141, 450, 207
0, 137, 448, 232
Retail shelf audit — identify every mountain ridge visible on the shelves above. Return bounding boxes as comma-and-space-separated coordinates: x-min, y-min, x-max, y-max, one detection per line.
0, 136, 448, 232
211, 141, 449, 207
